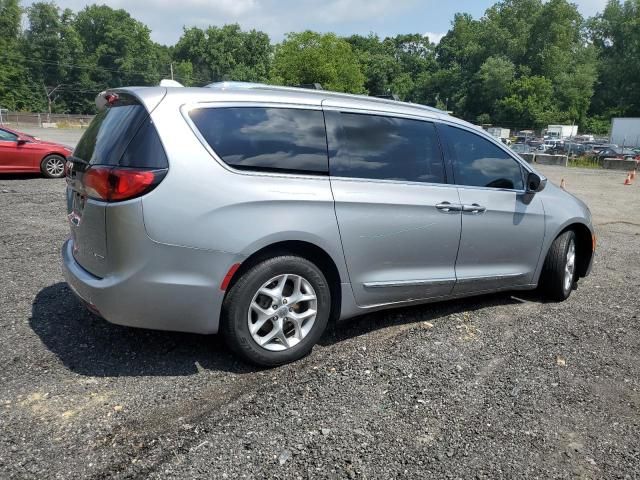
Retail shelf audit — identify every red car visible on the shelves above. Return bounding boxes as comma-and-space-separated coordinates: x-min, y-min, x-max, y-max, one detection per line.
0, 126, 73, 178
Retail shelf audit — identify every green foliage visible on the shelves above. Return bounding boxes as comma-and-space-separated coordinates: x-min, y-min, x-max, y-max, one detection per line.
74, 4, 161, 89
496, 75, 556, 129
0, 0, 635, 132
582, 115, 611, 135
0, 0, 40, 110
174, 24, 271, 85
271, 31, 365, 93
346, 33, 437, 100
569, 156, 602, 169
589, 0, 640, 116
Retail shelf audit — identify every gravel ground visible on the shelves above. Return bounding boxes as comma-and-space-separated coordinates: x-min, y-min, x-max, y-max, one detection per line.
0, 167, 638, 479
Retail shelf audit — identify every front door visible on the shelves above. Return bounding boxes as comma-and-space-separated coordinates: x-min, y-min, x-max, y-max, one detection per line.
439, 124, 545, 294
324, 109, 462, 307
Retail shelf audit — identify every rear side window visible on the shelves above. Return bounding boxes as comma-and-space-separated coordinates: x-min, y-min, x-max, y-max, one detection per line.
325, 111, 445, 184
441, 125, 524, 190
189, 107, 328, 175
73, 93, 168, 168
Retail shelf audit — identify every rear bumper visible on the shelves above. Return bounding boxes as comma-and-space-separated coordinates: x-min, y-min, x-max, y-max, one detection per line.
61, 238, 244, 334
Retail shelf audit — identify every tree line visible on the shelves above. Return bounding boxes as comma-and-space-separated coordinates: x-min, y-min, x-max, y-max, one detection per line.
0, 0, 638, 134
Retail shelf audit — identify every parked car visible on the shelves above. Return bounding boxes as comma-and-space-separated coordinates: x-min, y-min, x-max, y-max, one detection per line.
62, 83, 595, 366
539, 139, 564, 152
549, 143, 589, 156
596, 147, 640, 161
0, 126, 72, 177
592, 143, 618, 154
511, 143, 534, 154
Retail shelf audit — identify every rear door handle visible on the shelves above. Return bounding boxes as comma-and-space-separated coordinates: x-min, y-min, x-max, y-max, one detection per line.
436, 202, 462, 212
462, 203, 487, 214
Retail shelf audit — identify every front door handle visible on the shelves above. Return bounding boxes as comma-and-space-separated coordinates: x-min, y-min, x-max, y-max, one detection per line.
462, 203, 487, 214
436, 202, 462, 212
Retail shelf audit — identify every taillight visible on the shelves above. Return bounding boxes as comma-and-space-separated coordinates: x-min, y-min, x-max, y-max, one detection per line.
83, 166, 166, 202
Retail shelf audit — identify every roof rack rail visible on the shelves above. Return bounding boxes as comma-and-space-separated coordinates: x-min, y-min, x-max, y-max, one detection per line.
295, 83, 323, 90
202, 81, 445, 115
374, 93, 400, 101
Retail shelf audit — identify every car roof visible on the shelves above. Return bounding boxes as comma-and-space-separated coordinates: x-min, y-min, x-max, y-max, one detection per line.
116, 82, 478, 129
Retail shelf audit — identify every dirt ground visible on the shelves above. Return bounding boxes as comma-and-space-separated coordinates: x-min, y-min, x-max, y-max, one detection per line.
0, 165, 638, 479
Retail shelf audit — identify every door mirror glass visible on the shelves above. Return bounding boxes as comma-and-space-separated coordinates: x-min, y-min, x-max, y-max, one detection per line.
526, 172, 545, 193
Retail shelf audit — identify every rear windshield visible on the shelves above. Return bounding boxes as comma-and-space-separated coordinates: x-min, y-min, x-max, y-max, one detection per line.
73, 93, 168, 168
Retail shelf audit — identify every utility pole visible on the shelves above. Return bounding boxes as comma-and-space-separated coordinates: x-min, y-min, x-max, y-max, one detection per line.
43, 84, 64, 122
170, 62, 174, 81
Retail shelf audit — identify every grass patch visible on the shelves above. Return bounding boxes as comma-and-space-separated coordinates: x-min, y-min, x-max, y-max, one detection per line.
568, 156, 602, 169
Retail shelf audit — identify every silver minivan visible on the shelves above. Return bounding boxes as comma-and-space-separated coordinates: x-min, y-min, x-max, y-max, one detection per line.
62, 82, 595, 366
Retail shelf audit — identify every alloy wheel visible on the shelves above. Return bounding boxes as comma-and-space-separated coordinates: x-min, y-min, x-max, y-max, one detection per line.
564, 240, 575, 292
46, 157, 65, 177
247, 273, 318, 352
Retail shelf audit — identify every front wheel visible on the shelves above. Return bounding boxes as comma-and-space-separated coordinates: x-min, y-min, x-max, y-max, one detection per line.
221, 256, 331, 366
41, 154, 66, 178
539, 230, 577, 301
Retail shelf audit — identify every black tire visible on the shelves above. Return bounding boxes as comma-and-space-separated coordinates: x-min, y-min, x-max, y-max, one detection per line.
221, 255, 331, 367
539, 230, 577, 301
40, 154, 66, 178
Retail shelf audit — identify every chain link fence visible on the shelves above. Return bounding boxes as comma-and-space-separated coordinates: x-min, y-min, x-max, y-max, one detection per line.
0, 110, 94, 128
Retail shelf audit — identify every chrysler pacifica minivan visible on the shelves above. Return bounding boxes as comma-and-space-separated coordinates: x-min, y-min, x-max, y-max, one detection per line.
62, 82, 595, 366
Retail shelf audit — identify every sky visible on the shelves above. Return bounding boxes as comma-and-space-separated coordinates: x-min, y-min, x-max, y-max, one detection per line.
23, 0, 610, 46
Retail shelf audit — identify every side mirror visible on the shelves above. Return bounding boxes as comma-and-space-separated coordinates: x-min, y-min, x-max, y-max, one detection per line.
526, 172, 545, 193
16, 138, 27, 145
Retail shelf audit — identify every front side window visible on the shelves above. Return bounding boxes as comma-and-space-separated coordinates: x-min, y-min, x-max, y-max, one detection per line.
441, 125, 524, 190
325, 111, 445, 184
189, 107, 328, 175
0, 129, 18, 142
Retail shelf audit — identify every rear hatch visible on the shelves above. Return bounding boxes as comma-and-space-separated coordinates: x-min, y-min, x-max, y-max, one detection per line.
66, 91, 168, 277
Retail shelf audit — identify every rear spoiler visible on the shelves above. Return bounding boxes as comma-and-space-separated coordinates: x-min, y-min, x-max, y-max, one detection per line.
95, 90, 111, 111
95, 80, 181, 111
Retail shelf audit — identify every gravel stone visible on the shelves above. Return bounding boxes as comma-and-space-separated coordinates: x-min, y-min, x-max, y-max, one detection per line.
0, 165, 639, 479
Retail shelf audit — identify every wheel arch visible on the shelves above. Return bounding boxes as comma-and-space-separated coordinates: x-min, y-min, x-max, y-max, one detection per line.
41, 151, 67, 162
224, 240, 343, 323
549, 222, 594, 278
40, 152, 67, 172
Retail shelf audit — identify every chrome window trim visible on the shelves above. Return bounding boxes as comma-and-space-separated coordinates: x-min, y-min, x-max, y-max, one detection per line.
329, 175, 455, 190
321, 103, 442, 123
180, 100, 541, 190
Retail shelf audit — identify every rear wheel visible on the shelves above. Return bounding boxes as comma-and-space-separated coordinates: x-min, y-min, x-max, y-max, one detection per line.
221, 256, 331, 366
41, 154, 65, 178
539, 230, 577, 301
